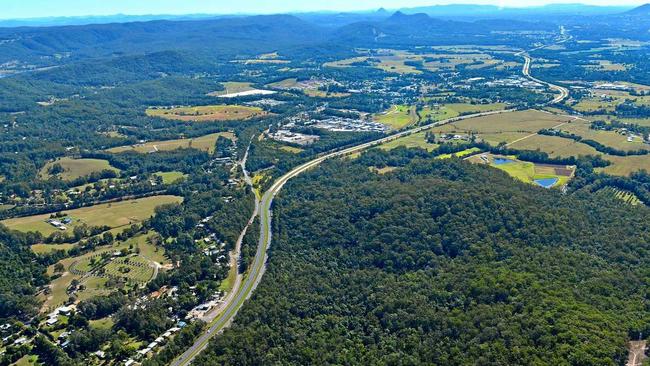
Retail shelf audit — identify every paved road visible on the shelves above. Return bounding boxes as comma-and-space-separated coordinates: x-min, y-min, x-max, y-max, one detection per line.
516, 37, 571, 105
171, 108, 515, 366
172, 39, 573, 366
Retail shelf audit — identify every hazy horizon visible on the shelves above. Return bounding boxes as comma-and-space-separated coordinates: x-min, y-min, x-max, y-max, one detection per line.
2, 0, 647, 21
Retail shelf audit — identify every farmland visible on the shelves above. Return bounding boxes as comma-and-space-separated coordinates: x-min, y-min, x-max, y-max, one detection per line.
599, 187, 642, 206
208, 82, 276, 98
570, 85, 650, 113
558, 120, 649, 152
374, 105, 419, 129
420, 102, 507, 123
379, 131, 438, 151
599, 155, 650, 176
107, 132, 234, 154
208, 82, 255, 96
323, 49, 508, 75
267, 78, 350, 98
146, 105, 268, 122
2, 195, 182, 236
508, 134, 601, 157
467, 153, 575, 188
431, 110, 571, 145
40, 157, 120, 181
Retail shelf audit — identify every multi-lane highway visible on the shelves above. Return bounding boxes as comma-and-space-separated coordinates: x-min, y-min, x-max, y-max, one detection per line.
520, 52, 569, 104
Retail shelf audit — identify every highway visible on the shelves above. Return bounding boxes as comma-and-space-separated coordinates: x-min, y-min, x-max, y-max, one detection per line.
171, 108, 514, 366
172, 40, 572, 366
521, 53, 569, 104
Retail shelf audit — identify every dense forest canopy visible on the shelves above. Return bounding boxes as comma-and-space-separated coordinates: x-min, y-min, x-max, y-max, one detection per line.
196, 150, 650, 365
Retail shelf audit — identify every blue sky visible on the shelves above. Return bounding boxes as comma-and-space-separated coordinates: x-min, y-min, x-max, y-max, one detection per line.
3, 0, 648, 19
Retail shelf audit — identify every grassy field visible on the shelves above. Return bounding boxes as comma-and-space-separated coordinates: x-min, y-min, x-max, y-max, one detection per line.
324, 49, 502, 74
277, 145, 303, 154
571, 87, 650, 113
12, 355, 38, 366
559, 121, 648, 152
421, 103, 507, 123
2, 195, 182, 236
31, 243, 76, 254
131, 233, 169, 265
153, 171, 188, 184
267, 78, 349, 98
468, 153, 575, 188
369, 166, 398, 174
508, 134, 601, 158
599, 155, 650, 176
590, 115, 650, 127
379, 131, 438, 151
436, 147, 481, 159
374, 105, 419, 129
585, 60, 628, 72
0, 204, 15, 211
208, 82, 255, 96
89, 316, 114, 330
303, 89, 350, 98
146, 105, 267, 122
40, 157, 120, 181
267, 78, 299, 89
324, 52, 423, 74
432, 110, 569, 142
102, 256, 155, 282
107, 132, 234, 154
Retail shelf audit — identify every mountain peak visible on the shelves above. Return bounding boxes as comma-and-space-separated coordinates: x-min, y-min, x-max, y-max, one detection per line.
626, 3, 650, 14
386, 11, 431, 23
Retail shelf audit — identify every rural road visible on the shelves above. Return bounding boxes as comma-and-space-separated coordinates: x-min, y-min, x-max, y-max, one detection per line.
627, 341, 647, 366
172, 37, 572, 366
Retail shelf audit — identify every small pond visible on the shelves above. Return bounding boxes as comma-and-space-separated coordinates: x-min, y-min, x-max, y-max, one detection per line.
493, 158, 514, 165
534, 177, 559, 188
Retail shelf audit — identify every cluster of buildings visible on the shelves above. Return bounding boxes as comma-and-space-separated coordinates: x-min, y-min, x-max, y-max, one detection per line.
593, 82, 631, 91
267, 130, 320, 146
47, 217, 72, 230
45, 304, 76, 327
186, 292, 225, 320
124, 324, 184, 365
483, 76, 544, 90
245, 99, 286, 107
311, 117, 388, 133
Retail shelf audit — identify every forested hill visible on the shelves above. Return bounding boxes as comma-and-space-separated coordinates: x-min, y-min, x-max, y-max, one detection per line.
195, 149, 650, 365
0, 15, 327, 66
0, 226, 47, 319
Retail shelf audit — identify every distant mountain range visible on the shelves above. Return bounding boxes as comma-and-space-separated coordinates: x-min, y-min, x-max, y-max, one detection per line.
0, 3, 643, 28
1, 3, 650, 76
398, 3, 634, 18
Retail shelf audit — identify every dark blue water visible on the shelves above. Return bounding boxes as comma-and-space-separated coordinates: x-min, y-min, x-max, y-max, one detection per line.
534, 177, 559, 188
493, 158, 513, 165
